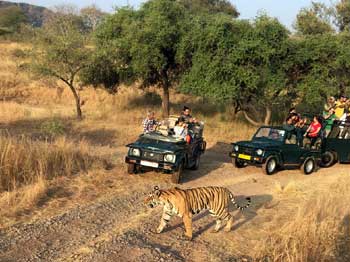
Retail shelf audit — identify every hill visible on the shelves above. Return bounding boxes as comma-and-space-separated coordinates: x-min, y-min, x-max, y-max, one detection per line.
0, 0, 51, 27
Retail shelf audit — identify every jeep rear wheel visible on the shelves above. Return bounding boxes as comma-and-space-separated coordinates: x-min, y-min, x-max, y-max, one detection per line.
320, 151, 335, 167
301, 157, 316, 175
171, 162, 183, 184
127, 163, 135, 174
233, 158, 247, 168
263, 156, 277, 175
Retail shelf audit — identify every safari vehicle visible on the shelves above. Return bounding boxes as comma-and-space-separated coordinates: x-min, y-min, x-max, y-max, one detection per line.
125, 117, 206, 183
230, 126, 321, 175
320, 120, 350, 167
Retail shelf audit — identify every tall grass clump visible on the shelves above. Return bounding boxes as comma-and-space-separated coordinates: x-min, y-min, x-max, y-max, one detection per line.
0, 135, 93, 191
256, 177, 350, 262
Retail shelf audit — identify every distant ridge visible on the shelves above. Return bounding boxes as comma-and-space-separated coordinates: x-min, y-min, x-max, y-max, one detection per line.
0, 0, 52, 27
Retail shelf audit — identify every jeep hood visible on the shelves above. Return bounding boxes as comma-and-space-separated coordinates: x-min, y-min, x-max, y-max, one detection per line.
127, 139, 184, 153
235, 139, 281, 150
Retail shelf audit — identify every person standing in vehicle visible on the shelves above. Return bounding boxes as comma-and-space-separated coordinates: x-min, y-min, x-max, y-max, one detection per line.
323, 107, 336, 137
340, 112, 350, 139
334, 95, 347, 119
179, 106, 197, 124
142, 111, 158, 133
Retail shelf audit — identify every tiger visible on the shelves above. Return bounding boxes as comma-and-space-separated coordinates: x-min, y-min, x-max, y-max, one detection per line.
144, 186, 251, 240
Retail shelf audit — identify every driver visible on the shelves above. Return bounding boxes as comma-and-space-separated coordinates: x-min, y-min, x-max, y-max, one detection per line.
174, 120, 188, 139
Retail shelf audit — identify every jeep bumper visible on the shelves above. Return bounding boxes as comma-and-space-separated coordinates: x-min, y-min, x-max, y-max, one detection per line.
230, 152, 265, 166
125, 156, 177, 172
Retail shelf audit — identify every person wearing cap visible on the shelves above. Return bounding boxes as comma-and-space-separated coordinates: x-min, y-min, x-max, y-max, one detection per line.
334, 95, 347, 119
142, 111, 158, 133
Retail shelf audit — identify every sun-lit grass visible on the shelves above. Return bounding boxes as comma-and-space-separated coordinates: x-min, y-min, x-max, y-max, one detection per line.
256, 177, 350, 262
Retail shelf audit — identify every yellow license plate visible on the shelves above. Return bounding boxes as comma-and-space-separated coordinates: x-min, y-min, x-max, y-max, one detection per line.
238, 154, 251, 160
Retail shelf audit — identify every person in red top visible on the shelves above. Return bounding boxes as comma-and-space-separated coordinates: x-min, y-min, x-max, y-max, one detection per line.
304, 115, 322, 148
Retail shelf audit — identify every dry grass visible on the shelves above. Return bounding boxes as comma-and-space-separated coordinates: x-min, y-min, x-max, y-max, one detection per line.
256, 177, 350, 262
0, 135, 93, 191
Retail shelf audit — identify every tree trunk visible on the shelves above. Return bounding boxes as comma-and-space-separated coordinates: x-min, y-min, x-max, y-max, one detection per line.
264, 106, 272, 125
162, 85, 170, 118
242, 111, 261, 126
68, 84, 83, 120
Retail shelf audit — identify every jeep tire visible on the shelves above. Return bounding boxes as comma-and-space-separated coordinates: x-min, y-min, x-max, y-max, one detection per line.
127, 163, 135, 174
320, 151, 335, 167
191, 155, 200, 170
301, 157, 316, 175
233, 158, 247, 168
263, 156, 278, 175
171, 162, 183, 184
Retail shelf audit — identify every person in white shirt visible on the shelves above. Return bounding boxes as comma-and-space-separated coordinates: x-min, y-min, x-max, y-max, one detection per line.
173, 120, 188, 139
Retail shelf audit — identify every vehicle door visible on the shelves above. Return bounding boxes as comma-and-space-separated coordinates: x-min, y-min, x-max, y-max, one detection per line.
281, 132, 305, 165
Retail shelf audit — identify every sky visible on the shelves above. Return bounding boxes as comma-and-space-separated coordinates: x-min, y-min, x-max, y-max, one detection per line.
6, 0, 334, 29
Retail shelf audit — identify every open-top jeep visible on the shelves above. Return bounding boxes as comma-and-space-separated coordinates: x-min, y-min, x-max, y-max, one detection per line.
230, 126, 321, 175
125, 117, 206, 183
320, 120, 350, 167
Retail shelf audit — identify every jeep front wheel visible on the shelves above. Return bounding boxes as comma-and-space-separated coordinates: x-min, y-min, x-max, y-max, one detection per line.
171, 162, 183, 184
263, 156, 277, 175
127, 163, 135, 174
233, 158, 247, 168
301, 157, 316, 175
191, 156, 200, 170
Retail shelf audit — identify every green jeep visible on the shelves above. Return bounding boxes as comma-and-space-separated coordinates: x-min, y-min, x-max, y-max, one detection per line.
320, 120, 350, 167
125, 124, 206, 183
230, 126, 321, 175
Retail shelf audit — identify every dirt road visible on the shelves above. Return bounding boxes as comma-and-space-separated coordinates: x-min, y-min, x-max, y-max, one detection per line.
0, 143, 349, 262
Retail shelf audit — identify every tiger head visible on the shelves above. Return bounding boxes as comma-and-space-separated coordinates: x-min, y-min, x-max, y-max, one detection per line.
144, 186, 163, 208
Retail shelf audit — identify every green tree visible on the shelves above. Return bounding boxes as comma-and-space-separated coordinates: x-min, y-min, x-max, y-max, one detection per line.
0, 6, 27, 34
93, 0, 188, 117
30, 13, 91, 119
335, 0, 350, 31
294, 2, 334, 35
178, 0, 239, 17
180, 15, 290, 125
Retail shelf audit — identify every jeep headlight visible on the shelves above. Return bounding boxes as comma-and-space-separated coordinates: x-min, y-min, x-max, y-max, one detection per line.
256, 149, 263, 156
234, 145, 239, 152
164, 154, 176, 163
129, 148, 140, 157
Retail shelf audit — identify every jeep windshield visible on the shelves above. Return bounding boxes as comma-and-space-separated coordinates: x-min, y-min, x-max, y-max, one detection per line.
140, 133, 185, 144
253, 127, 286, 142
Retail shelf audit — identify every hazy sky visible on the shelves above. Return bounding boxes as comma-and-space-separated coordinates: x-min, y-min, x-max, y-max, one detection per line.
6, 0, 334, 29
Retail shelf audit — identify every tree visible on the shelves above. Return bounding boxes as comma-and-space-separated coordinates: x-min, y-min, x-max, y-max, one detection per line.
335, 0, 350, 31
93, 0, 188, 117
30, 13, 91, 120
178, 0, 239, 17
294, 2, 334, 35
80, 4, 106, 32
179, 15, 291, 125
0, 6, 27, 34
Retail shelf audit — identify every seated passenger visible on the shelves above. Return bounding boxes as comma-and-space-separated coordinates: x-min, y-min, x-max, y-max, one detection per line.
295, 117, 308, 146
340, 112, 350, 139
304, 115, 322, 147
142, 111, 158, 133
174, 120, 188, 140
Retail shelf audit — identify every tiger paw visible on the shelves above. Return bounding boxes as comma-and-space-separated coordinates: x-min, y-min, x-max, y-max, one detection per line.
156, 227, 163, 234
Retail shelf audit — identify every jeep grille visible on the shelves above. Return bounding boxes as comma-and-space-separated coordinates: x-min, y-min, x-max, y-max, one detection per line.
142, 151, 163, 161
